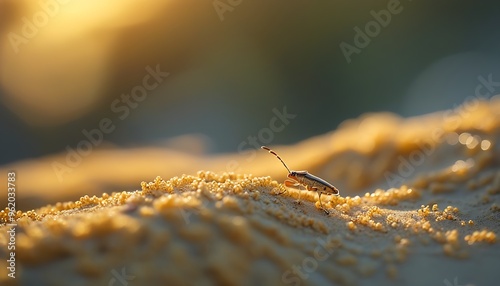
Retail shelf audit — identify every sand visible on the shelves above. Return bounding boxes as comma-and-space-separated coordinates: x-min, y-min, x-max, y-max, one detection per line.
0, 97, 499, 286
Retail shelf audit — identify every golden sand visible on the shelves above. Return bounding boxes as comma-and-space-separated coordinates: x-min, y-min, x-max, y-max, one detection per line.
0, 97, 499, 285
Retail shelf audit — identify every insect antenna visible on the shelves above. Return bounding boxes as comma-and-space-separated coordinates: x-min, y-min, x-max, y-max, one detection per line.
261, 146, 291, 173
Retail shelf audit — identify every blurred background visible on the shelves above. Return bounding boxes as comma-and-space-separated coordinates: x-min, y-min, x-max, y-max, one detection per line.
3, 3, 500, 284
1, 0, 500, 164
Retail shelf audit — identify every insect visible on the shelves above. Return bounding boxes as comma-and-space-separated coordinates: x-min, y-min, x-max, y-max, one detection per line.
261, 146, 340, 214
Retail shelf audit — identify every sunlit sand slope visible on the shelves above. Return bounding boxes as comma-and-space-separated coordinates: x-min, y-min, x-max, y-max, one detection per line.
1, 97, 499, 285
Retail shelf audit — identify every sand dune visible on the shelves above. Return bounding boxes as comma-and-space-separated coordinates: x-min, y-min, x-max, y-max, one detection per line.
0, 97, 499, 285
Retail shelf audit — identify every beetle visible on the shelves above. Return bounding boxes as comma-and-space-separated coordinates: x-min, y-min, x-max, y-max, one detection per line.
261, 146, 340, 214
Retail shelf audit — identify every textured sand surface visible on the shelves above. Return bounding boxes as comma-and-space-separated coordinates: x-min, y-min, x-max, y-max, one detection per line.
1, 97, 499, 285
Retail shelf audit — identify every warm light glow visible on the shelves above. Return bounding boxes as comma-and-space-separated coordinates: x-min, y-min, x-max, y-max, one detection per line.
480, 140, 491, 151
451, 158, 474, 173
465, 135, 479, 149
0, 0, 169, 126
458, 132, 470, 145
446, 132, 459, 145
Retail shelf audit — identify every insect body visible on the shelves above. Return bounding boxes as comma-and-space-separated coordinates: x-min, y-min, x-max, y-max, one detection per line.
261, 146, 340, 214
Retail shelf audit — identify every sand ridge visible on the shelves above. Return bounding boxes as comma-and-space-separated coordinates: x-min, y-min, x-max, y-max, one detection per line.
0, 97, 499, 285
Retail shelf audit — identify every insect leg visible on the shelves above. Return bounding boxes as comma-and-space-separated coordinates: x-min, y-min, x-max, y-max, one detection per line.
308, 185, 329, 214
275, 187, 288, 195
285, 179, 302, 204
318, 192, 329, 215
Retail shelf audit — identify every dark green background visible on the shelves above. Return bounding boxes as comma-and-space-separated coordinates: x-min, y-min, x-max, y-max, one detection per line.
1, 0, 499, 164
